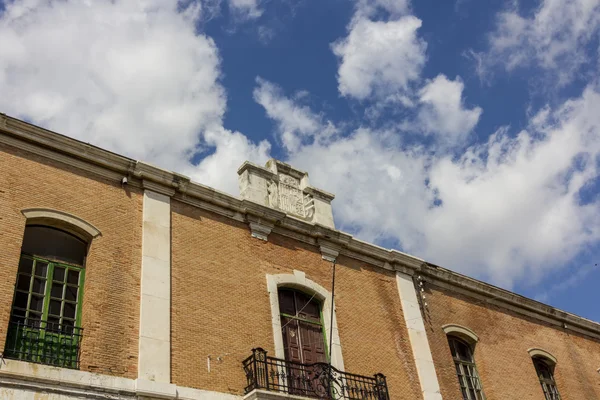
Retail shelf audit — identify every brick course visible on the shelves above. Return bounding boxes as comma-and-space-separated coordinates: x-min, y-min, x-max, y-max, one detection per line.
171, 201, 423, 398
0, 143, 142, 379
424, 283, 600, 400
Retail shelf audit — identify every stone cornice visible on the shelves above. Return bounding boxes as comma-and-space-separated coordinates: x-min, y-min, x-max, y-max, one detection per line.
2, 114, 599, 337
421, 263, 600, 340
238, 161, 278, 181
304, 186, 335, 201
266, 158, 307, 180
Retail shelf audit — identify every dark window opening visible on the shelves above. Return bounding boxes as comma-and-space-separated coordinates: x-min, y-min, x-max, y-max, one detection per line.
21, 225, 87, 266
533, 357, 561, 400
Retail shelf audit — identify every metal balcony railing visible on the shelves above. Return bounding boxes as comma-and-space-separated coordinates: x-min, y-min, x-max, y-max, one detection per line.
243, 348, 390, 400
4, 319, 83, 369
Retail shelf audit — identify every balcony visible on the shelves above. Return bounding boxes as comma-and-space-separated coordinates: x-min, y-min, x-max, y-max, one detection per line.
4, 319, 83, 369
243, 348, 390, 400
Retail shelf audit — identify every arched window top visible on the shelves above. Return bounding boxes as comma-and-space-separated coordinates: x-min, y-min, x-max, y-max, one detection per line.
21, 208, 101, 241
267, 270, 330, 302
22, 226, 87, 266
443, 324, 479, 344
528, 348, 557, 365
448, 336, 475, 363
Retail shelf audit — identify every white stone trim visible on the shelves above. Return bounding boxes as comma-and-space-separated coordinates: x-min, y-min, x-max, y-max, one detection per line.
21, 208, 101, 239
139, 190, 171, 382
266, 271, 344, 371
396, 272, 443, 400
528, 348, 557, 365
442, 324, 479, 344
0, 359, 242, 399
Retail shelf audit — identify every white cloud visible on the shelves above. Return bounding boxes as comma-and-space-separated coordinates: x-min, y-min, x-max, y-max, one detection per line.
0, 0, 270, 194
484, 0, 600, 84
228, 0, 263, 20
331, 15, 427, 100
253, 77, 337, 152
416, 74, 482, 144
280, 85, 600, 287
355, 0, 411, 18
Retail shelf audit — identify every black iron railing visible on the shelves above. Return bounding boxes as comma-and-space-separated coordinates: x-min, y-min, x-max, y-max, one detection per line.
243, 348, 390, 400
4, 319, 83, 369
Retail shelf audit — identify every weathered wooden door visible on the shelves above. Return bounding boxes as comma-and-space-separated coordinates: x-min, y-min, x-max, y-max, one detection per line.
279, 289, 328, 396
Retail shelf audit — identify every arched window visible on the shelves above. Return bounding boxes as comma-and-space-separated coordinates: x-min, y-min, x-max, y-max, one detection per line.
447, 336, 486, 400
278, 288, 327, 365
532, 357, 561, 400
5, 225, 88, 369
266, 271, 344, 371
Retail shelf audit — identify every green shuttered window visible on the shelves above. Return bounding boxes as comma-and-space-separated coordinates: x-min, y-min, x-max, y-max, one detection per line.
5, 226, 87, 369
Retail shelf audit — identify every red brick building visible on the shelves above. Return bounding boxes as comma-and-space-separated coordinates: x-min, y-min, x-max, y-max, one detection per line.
0, 113, 599, 399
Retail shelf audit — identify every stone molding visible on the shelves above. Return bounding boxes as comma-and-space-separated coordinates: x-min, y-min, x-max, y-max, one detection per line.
442, 324, 480, 343
266, 271, 344, 371
318, 239, 341, 262
0, 359, 242, 399
238, 161, 278, 181
2, 114, 600, 338
303, 186, 335, 202
527, 348, 558, 364
21, 208, 101, 239
249, 221, 274, 241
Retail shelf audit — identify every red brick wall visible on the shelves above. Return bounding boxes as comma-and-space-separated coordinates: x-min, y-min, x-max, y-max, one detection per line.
0, 143, 142, 379
424, 283, 600, 400
171, 201, 423, 398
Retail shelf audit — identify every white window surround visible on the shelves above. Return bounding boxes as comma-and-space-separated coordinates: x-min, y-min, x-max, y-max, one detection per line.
21, 208, 101, 240
442, 324, 480, 344
528, 348, 557, 365
266, 271, 344, 371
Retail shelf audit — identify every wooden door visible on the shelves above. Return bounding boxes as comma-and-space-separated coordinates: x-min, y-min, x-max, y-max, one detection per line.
279, 289, 328, 396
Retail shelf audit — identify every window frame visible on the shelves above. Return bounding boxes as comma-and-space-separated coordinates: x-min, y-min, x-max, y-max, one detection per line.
532, 356, 562, 400
11, 253, 86, 330
447, 335, 486, 400
278, 287, 329, 364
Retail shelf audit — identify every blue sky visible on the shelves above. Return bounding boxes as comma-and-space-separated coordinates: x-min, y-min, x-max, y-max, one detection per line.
1, 0, 599, 321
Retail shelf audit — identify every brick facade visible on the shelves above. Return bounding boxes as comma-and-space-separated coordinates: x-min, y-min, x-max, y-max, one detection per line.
0, 143, 142, 379
1, 115, 600, 400
424, 283, 600, 400
171, 201, 423, 398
